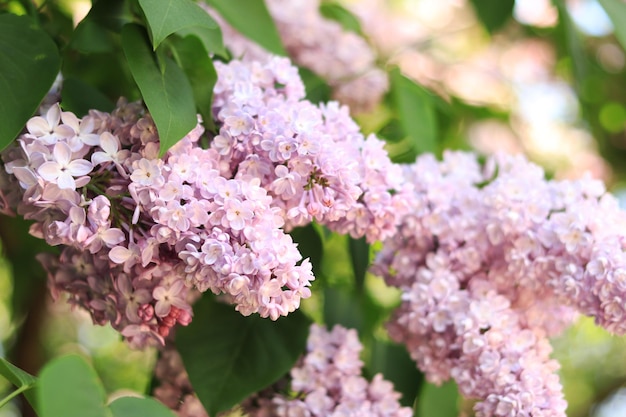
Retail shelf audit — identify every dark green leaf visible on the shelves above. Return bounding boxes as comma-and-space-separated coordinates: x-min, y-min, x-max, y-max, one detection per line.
38, 355, 111, 417
323, 287, 364, 332
206, 0, 286, 56
176, 26, 226, 58
61, 77, 116, 116
299, 67, 332, 104
138, 0, 223, 54
598, 0, 626, 52
468, 0, 515, 33
0, 14, 60, 151
319, 3, 364, 35
348, 237, 369, 292
169, 35, 218, 133
71, 18, 116, 53
289, 224, 324, 276
109, 396, 177, 417
121, 23, 197, 156
177, 296, 311, 415
415, 381, 459, 417
367, 340, 423, 408
389, 68, 438, 155
68, 0, 132, 53
83, 0, 133, 32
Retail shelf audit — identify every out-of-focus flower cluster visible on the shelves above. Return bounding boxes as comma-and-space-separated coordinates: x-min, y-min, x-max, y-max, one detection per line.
153, 324, 412, 417
373, 151, 626, 416
205, 0, 388, 114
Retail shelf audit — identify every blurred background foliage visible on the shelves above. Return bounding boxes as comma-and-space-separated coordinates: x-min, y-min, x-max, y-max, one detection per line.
2, 0, 626, 416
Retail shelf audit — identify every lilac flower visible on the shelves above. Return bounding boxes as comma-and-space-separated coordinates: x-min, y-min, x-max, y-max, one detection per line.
37, 142, 93, 190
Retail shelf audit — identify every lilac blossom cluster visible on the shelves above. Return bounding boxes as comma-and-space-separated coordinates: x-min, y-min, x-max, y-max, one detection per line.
209, 57, 406, 243
153, 324, 412, 417
0, 54, 407, 347
0, 92, 314, 346
206, 0, 388, 113
372, 151, 626, 416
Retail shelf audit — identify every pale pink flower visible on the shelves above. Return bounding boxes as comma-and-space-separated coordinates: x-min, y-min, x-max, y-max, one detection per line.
37, 142, 93, 190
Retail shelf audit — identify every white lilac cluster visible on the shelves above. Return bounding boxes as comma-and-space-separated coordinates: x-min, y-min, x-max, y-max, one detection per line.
208, 0, 388, 114
210, 57, 406, 243
372, 151, 626, 416
152, 324, 412, 417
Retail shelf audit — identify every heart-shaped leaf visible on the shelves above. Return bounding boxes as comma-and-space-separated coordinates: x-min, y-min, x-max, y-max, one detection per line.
38, 355, 111, 417
177, 296, 311, 416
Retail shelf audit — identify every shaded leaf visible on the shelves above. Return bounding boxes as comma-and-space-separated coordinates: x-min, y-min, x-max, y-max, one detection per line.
206, 0, 286, 56
289, 224, 324, 276
121, 23, 197, 156
0, 14, 60, 151
415, 381, 459, 417
168, 35, 218, 133
176, 26, 226, 58
319, 3, 364, 35
177, 296, 311, 416
389, 68, 438, 155
598, 0, 626, 52
348, 237, 369, 292
299, 67, 332, 104
324, 287, 364, 333
468, 0, 515, 33
109, 396, 176, 417
138, 0, 223, 54
367, 339, 423, 408
61, 77, 116, 116
38, 355, 111, 417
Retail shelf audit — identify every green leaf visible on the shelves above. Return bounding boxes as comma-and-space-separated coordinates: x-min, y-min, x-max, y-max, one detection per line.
468, 0, 515, 33
177, 296, 311, 416
0, 358, 37, 388
0, 14, 60, 151
323, 287, 364, 332
348, 237, 369, 292
176, 26, 226, 58
138, 0, 224, 54
598, 0, 626, 52
0, 358, 38, 412
61, 77, 116, 117
109, 396, 177, 417
389, 68, 438, 155
38, 355, 112, 417
289, 224, 324, 276
367, 340, 423, 408
206, 0, 286, 56
415, 381, 459, 417
121, 23, 197, 156
168, 34, 218, 133
299, 67, 332, 104
319, 3, 364, 35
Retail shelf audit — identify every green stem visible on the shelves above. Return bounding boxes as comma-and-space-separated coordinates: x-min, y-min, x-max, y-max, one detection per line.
0, 384, 33, 410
